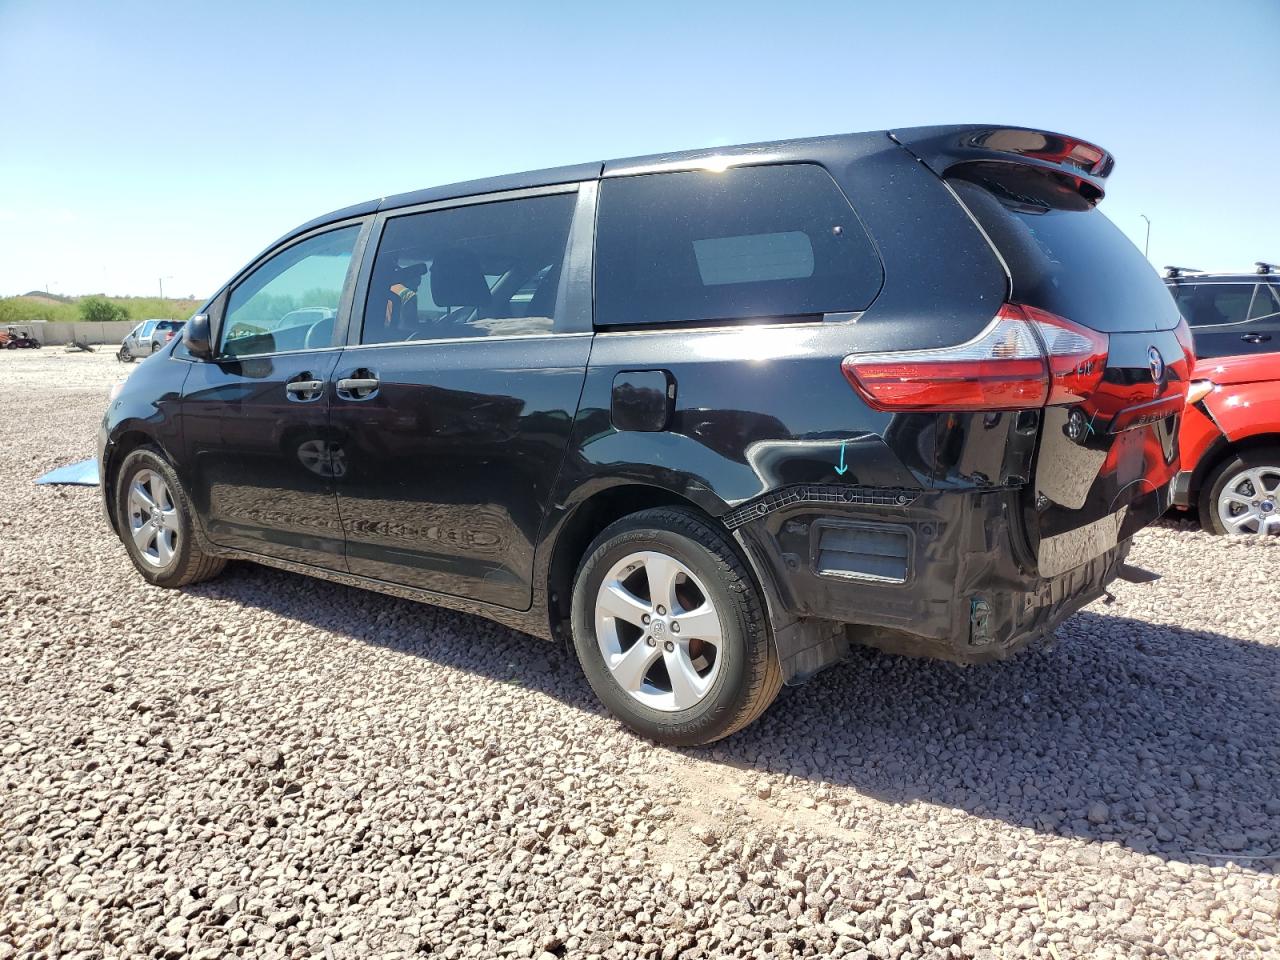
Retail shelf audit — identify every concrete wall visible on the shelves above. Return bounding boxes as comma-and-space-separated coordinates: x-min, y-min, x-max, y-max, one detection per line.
21, 321, 138, 345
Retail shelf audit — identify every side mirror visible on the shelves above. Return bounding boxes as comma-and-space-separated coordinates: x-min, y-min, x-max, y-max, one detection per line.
184, 314, 214, 360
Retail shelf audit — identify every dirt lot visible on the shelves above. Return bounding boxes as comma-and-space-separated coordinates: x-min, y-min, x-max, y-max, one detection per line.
1, 349, 1277, 960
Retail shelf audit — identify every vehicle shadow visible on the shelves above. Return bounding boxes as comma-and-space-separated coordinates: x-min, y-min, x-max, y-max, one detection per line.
198, 563, 1279, 869
723, 609, 1280, 869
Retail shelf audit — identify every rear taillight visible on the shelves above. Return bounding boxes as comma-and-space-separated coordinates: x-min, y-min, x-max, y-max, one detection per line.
1025, 305, 1108, 405
841, 303, 1108, 412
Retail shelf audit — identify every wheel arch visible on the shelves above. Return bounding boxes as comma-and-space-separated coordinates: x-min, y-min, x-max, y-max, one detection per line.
544, 482, 739, 644
102, 430, 175, 533
1194, 432, 1280, 499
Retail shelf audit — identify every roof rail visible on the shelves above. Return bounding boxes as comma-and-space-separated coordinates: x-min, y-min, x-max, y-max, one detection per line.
1163, 266, 1204, 278
1256, 261, 1278, 275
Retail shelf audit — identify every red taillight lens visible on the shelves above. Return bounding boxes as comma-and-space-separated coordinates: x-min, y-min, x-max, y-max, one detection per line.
841, 303, 1109, 412
1023, 304, 1108, 405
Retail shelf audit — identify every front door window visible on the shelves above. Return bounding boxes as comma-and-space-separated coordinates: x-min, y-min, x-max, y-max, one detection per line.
220, 226, 361, 357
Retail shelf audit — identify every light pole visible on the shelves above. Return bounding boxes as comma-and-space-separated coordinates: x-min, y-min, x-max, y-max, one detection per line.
1139, 214, 1151, 259
159, 275, 173, 300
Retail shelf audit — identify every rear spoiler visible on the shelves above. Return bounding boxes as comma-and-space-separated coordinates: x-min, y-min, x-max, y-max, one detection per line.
889, 125, 1115, 205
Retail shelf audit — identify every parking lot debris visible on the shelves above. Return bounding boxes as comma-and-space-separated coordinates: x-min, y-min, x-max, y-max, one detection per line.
34, 458, 99, 486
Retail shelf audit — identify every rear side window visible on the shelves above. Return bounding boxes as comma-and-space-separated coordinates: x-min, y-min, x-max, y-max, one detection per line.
361, 192, 575, 345
1171, 283, 1255, 327
594, 164, 881, 327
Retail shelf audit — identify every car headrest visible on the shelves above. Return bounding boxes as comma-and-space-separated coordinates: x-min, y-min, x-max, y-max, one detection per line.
429, 248, 490, 308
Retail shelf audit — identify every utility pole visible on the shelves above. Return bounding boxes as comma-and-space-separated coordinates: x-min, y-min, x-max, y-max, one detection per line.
159, 275, 173, 300
1140, 214, 1151, 259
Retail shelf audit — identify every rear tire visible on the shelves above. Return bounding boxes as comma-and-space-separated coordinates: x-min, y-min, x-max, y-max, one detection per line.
1199, 446, 1280, 536
115, 447, 226, 587
570, 507, 781, 746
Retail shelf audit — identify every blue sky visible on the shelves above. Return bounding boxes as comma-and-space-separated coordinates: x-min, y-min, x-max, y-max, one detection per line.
1, 0, 1277, 299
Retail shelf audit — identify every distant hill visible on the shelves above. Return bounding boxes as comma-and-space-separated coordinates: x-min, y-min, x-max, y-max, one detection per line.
21, 291, 75, 304
0, 294, 204, 326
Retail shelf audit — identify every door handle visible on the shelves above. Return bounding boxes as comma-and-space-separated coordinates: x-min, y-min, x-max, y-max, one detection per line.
336, 369, 379, 401
1241, 333, 1271, 344
285, 377, 325, 402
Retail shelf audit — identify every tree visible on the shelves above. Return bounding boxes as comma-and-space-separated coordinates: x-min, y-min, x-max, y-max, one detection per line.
79, 296, 129, 324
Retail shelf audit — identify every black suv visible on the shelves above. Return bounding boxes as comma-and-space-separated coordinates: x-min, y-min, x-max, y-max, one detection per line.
1164, 263, 1280, 359
101, 125, 1189, 745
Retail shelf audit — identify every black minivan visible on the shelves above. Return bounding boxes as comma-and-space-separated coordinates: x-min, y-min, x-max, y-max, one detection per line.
101, 125, 1190, 745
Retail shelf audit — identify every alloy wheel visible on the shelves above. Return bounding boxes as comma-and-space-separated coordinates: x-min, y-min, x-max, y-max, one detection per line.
1216, 465, 1280, 536
594, 550, 724, 712
127, 469, 180, 566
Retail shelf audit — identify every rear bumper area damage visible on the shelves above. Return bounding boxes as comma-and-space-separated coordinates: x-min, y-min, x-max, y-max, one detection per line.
732, 481, 1167, 682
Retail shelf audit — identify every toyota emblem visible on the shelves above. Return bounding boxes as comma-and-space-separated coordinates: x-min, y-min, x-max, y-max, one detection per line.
1147, 346, 1165, 386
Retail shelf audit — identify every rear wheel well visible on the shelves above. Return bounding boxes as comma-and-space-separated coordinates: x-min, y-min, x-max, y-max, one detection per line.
546, 485, 722, 644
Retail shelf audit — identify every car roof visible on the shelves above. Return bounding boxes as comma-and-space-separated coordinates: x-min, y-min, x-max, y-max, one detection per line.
272, 129, 890, 250
378, 129, 890, 212
251, 124, 1111, 282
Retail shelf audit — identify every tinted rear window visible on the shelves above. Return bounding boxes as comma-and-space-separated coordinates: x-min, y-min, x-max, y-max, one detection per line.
949, 175, 1181, 333
594, 164, 882, 327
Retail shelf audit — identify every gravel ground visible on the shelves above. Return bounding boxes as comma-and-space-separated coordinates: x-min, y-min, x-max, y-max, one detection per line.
1, 349, 1277, 960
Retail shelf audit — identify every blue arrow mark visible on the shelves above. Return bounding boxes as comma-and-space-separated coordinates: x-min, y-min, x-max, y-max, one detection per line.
834, 441, 849, 476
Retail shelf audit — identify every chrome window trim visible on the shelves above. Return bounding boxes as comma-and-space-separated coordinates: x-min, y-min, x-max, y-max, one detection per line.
341, 331, 593, 353
200, 344, 350, 362
592, 312, 864, 338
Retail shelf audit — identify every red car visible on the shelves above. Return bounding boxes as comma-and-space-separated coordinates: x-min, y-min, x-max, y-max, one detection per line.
1174, 352, 1280, 534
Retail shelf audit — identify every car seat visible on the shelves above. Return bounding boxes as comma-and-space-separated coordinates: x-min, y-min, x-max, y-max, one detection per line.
429, 248, 492, 328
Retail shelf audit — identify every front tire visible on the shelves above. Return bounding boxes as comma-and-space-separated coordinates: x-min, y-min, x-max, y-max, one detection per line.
1199, 446, 1280, 536
570, 507, 781, 746
115, 447, 226, 587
